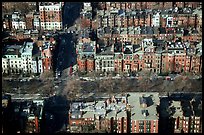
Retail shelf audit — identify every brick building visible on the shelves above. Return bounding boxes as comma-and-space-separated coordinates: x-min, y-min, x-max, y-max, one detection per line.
114, 53, 123, 73
41, 42, 52, 71
116, 110, 127, 133
39, 2, 63, 30
25, 12, 34, 29
3, 14, 12, 30
77, 2, 202, 75
127, 93, 160, 133
169, 99, 202, 133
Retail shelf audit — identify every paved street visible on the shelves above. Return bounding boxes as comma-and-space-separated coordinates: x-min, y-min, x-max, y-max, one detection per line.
40, 3, 82, 133
51, 2, 82, 96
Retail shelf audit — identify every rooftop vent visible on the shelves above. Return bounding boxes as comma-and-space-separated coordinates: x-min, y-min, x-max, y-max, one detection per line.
142, 110, 148, 117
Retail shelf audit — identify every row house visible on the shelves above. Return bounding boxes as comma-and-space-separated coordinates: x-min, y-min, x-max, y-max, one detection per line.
160, 12, 199, 28
41, 42, 53, 71
32, 53, 43, 74
77, 55, 95, 72
25, 12, 34, 29
116, 110, 128, 133
77, 40, 96, 72
99, 26, 201, 48
104, 2, 173, 10
100, 9, 202, 29
33, 12, 41, 30
11, 11, 26, 30
96, 8, 201, 34
162, 41, 202, 74
12, 18, 26, 30
80, 9, 92, 29
68, 94, 128, 133
95, 38, 201, 75
94, 101, 107, 131
15, 30, 24, 40
15, 29, 39, 41
114, 44, 143, 74
169, 99, 202, 133
83, 2, 92, 12
39, 2, 63, 30
13, 100, 43, 133
114, 53, 123, 73
2, 14, 12, 30
190, 54, 202, 74
162, 42, 187, 73
2, 42, 43, 75
182, 29, 202, 43
95, 53, 115, 73
7, 11, 41, 31
177, 14, 198, 28
127, 92, 160, 133
96, 39, 201, 75
174, 2, 201, 9
79, 3, 202, 75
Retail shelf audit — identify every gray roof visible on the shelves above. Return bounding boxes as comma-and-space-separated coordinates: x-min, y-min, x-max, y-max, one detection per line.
141, 26, 154, 35
104, 27, 111, 34
169, 101, 183, 118
106, 110, 117, 119
98, 46, 114, 55
117, 110, 127, 118
82, 43, 94, 52
95, 101, 105, 109
82, 111, 95, 119
127, 92, 160, 121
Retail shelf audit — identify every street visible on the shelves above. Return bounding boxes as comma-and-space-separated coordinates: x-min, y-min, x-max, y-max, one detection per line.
50, 2, 82, 96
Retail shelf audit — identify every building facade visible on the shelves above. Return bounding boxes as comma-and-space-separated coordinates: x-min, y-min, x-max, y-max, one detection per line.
39, 2, 63, 30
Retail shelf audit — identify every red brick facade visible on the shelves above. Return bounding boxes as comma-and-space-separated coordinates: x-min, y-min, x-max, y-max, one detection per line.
25, 14, 34, 29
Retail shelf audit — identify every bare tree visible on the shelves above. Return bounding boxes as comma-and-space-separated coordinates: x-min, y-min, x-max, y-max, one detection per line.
40, 70, 53, 81
97, 74, 115, 96
63, 79, 82, 100
118, 79, 127, 93
2, 78, 12, 93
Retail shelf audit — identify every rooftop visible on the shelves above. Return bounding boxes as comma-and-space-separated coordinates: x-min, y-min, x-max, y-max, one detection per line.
82, 111, 95, 119
127, 92, 160, 121
169, 101, 183, 118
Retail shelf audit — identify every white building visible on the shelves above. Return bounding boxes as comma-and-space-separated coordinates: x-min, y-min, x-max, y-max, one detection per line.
19, 42, 34, 73
83, 2, 92, 11
11, 12, 26, 30
166, 16, 173, 27
2, 42, 43, 75
12, 12, 20, 20
12, 19, 26, 30
152, 12, 160, 27
33, 12, 41, 30
2, 45, 23, 74
95, 54, 115, 72
32, 56, 43, 74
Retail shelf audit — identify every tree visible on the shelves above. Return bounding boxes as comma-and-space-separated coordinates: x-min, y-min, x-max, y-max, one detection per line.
2, 78, 12, 93
120, 79, 127, 93
40, 70, 53, 81
63, 79, 82, 101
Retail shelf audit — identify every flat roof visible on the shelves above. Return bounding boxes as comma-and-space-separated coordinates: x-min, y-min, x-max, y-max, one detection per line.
127, 92, 160, 121
82, 111, 95, 119
169, 101, 183, 118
